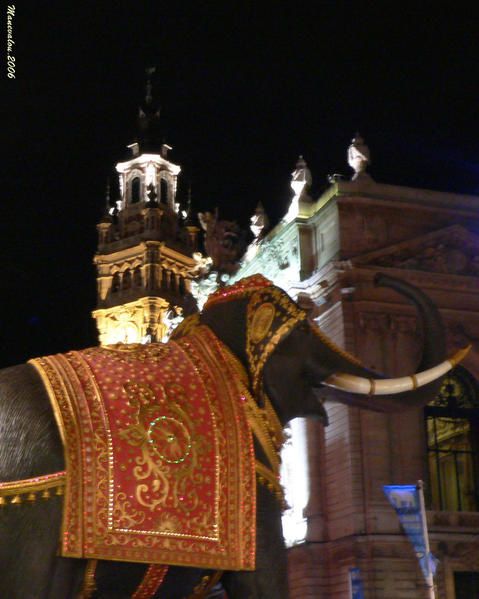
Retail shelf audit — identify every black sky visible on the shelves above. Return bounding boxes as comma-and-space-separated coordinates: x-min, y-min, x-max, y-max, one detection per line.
2, 2, 479, 367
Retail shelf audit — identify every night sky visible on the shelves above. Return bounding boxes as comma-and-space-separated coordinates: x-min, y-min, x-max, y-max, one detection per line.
2, 3, 479, 367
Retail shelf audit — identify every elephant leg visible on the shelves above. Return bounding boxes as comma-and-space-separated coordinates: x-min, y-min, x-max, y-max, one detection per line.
221, 486, 289, 599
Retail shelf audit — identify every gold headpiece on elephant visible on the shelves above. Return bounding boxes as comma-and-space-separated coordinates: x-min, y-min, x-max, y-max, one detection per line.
203, 274, 274, 309
245, 284, 308, 397
205, 275, 308, 397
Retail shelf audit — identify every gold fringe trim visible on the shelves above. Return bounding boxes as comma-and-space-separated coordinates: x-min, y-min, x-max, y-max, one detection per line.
214, 337, 284, 472
0, 471, 66, 506
211, 334, 285, 507
255, 461, 285, 508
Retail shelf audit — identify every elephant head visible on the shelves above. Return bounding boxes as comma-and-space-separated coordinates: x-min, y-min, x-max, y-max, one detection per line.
198, 273, 468, 426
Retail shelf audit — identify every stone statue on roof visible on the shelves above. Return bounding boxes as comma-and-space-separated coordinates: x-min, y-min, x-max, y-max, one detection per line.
347, 133, 371, 180
250, 202, 269, 240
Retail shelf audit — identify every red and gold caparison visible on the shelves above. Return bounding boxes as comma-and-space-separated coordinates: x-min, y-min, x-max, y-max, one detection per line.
30, 326, 256, 571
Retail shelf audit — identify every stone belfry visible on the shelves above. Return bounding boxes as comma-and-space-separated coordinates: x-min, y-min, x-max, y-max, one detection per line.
92, 70, 199, 345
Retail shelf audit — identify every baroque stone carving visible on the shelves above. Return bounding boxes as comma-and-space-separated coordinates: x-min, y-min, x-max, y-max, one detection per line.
374, 241, 479, 277
190, 273, 220, 311
198, 211, 246, 275
262, 238, 290, 272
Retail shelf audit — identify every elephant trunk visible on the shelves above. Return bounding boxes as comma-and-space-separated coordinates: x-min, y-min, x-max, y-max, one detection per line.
316, 274, 469, 411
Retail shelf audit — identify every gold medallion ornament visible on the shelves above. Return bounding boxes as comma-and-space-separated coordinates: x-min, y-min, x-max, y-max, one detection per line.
246, 285, 308, 397
249, 303, 276, 344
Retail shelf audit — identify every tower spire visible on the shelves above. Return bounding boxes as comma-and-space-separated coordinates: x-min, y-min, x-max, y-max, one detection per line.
136, 67, 162, 153
105, 178, 111, 212
145, 66, 155, 105
186, 185, 192, 214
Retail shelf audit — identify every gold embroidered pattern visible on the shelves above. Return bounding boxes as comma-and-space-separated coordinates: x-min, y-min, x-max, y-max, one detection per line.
206, 336, 285, 506
131, 564, 169, 599
30, 355, 84, 556
30, 327, 256, 571
246, 287, 308, 396
203, 274, 272, 309
170, 313, 201, 340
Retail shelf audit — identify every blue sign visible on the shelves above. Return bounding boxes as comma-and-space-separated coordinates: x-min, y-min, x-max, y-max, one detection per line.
383, 484, 438, 581
349, 567, 365, 599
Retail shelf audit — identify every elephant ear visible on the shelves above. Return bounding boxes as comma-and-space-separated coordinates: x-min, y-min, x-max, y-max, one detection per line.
246, 286, 308, 403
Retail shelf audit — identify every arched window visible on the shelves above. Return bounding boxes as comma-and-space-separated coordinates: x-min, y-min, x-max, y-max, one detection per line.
160, 178, 169, 204
131, 177, 141, 204
161, 269, 169, 290
122, 269, 132, 290
111, 273, 120, 293
425, 367, 479, 511
179, 277, 186, 295
133, 267, 142, 287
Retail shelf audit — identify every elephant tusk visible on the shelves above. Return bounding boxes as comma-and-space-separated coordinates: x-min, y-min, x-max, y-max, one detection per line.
323, 345, 471, 395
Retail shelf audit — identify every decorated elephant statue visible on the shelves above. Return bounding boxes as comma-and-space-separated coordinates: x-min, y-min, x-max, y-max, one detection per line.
0, 274, 468, 599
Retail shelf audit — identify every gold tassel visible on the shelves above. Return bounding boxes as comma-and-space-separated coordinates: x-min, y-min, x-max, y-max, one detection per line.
0, 471, 66, 506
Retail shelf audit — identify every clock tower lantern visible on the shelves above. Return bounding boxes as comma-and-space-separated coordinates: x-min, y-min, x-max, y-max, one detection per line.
92, 74, 199, 345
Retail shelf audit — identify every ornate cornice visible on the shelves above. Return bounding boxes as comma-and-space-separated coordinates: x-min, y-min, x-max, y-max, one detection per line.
349, 225, 479, 280
341, 265, 479, 294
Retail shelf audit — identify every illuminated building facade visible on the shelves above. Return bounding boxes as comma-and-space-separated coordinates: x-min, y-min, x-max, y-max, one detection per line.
92, 80, 199, 345
233, 138, 479, 598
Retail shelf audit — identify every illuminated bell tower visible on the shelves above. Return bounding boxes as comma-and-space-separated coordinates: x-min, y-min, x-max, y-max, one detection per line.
92, 73, 199, 345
